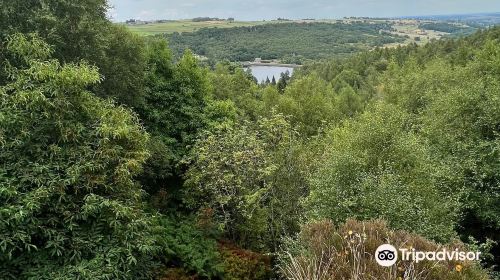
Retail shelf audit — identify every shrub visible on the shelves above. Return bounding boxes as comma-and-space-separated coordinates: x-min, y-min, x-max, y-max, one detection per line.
0, 34, 161, 279
184, 114, 306, 251
278, 219, 489, 280
219, 242, 272, 280
305, 102, 458, 242
157, 216, 224, 279
157, 267, 198, 280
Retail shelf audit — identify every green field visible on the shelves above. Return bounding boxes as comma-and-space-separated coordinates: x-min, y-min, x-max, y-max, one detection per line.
125, 20, 270, 35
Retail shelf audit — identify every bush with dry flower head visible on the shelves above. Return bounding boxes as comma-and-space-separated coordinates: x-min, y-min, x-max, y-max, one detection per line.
278, 219, 489, 280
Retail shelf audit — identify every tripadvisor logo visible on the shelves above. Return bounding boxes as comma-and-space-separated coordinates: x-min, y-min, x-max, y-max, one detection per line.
375, 244, 481, 267
375, 244, 398, 266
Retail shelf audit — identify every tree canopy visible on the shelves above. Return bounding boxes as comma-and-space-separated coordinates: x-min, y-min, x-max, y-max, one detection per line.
1, 1, 499, 279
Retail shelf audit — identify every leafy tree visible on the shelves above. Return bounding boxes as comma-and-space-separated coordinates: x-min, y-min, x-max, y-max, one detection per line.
376, 39, 500, 266
0, 34, 162, 279
0, 0, 109, 61
276, 71, 290, 93
93, 25, 147, 107
209, 63, 262, 120
334, 85, 364, 118
184, 114, 307, 251
305, 102, 459, 242
0, 0, 147, 108
419, 43, 500, 257
267, 74, 338, 136
137, 40, 214, 198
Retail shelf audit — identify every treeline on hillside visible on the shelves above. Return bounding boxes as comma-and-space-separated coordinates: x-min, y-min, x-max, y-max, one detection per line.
1, 0, 499, 279
418, 22, 477, 36
192, 17, 230, 22
165, 22, 404, 64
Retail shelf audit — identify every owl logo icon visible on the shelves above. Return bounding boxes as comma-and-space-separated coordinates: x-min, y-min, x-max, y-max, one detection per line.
375, 244, 398, 266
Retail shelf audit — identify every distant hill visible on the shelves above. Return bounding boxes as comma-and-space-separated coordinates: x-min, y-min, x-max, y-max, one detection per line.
163, 22, 405, 64
124, 20, 269, 35
404, 12, 500, 26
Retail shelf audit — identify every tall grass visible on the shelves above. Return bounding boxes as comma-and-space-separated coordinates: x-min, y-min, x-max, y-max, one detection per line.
278, 219, 489, 280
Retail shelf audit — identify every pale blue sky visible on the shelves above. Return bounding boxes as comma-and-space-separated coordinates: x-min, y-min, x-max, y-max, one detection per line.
108, 0, 500, 22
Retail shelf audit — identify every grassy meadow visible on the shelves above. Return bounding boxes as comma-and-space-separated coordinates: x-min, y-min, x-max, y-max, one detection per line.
125, 20, 270, 35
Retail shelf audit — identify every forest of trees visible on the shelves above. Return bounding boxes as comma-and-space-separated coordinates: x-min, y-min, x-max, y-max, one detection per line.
165, 22, 404, 64
418, 22, 476, 36
1, 1, 499, 280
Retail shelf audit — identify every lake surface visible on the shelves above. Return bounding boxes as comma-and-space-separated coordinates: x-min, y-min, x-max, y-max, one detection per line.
247, 66, 294, 83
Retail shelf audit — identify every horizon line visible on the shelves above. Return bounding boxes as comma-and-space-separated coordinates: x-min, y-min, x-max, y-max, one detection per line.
112, 11, 500, 23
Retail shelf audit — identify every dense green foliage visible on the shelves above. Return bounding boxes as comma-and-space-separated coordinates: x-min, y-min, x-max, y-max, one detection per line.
165, 22, 404, 64
184, 114, 307, 252
297, 28, 500, 271
305, 102, 459, 242
157, 217, 224, 278
419, 22, 476, 35
0, 0, 146, 107
0, 34, 161, 279
1, 1, 499, 279
136, 38, 215, 196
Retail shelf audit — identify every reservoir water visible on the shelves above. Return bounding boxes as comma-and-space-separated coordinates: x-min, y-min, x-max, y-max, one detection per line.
247, 66, 294, 83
